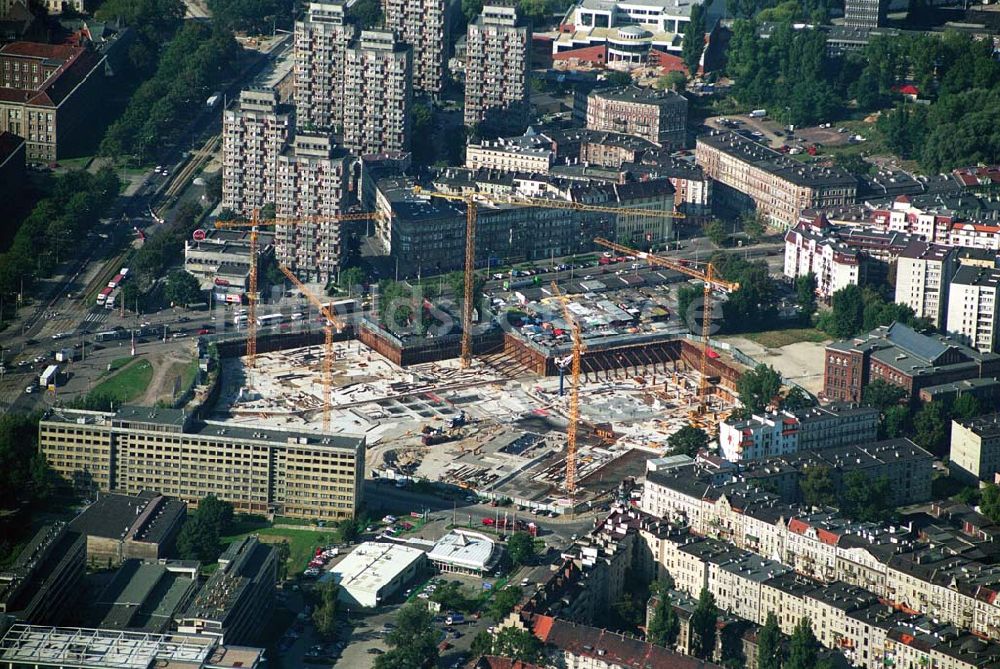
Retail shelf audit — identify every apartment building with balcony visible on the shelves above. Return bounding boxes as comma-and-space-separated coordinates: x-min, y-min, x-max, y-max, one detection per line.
947, 265, 1000, 354
894, 240, 958, 330
293, 2, 355, 130
221, 88, 292, 218
697, 132, 857, 229
343, 30, 412, 155
38, 407, 365, 521
465, 133, 555, 174
274, 132, 350, 283
383, 0, 446, 96
464, 4, 530, 133
585, 85, 687, 148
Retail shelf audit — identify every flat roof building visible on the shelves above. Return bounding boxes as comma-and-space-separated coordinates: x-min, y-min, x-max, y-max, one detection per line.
330, 542, 426, 608
86, 559, 199, 633
951, 413, 1000, 484
177, 537, 277, 645
0, 622, 264, 669
947, 265, 1000, 354
39, 407, 365, 521
0, 522, 84, 625
428, 530, 501, 575
69, 491, 187, 567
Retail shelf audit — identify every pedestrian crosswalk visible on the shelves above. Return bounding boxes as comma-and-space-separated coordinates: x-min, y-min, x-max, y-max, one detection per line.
83, 311, 110, 325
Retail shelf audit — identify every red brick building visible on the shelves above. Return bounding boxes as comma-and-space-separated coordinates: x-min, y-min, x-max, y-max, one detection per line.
823, 322, 1000, 403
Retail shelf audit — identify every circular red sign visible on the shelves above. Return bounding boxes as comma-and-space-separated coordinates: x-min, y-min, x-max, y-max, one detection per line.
193, 229, 207, 241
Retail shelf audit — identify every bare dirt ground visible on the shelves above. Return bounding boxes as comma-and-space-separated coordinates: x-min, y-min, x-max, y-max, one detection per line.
723, 336, 828, 394
139, 345, 196, 406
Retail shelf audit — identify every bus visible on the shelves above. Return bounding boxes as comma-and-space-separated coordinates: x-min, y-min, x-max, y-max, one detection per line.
233, 313, 248, 326
256, 313, 285, 328
289, 312, 304, 321
95, 329, 126, 342
321, 299, 357, 316
96, 287, 112, 305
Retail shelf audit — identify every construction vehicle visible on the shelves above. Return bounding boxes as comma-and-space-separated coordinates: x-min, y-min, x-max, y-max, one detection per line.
411, 186, 683, 369
214, 210, 379, 378
593, 237, 740, 422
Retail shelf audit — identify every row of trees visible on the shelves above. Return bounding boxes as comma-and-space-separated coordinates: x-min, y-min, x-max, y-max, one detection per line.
0, 168, 121, 300
799, 466, 894, 522
100, 23, 241, 163
676, 251, 779, 336
207, 0, 293, 33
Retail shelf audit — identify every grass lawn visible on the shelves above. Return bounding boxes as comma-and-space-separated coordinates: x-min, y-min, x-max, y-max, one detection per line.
741, 328, 830, 348
222, 526, 336, 576
108, 356, 133, 372
89, 358, 154, 403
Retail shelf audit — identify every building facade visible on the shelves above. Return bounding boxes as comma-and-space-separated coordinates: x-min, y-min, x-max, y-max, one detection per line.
293, 2, 355, 130
585, 86, 688, 148
343, 30, 412, 155
697, 132, 857, 229
844, 0, 888, 29
553, 0, 704, 60
221, 88, 292, 218
177, 537, 277, 645
894, 241, 957, 330
0, 42, 107, 162
823, 322, 1000, 404
946, 265, 1000, 354
274, 133, 350, 283
68, 491, 186, 567
382, 0, 446, 96
465, 5, 530, 133
38, 407, 365, 521
465, 134, 555, 173
0, 523, 85, 624
950, 414, 1000, 484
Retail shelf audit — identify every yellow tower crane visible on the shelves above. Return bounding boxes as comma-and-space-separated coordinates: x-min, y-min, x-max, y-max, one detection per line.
593, 237, 740, 417
410, 186, 684, 368
549, 281, 583, 494
278, 265, 345, 432
214, 211, 380, 378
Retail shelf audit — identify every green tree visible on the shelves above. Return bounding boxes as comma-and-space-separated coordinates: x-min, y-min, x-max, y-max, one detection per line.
824, 285, 865, 338
604, 71, 633, 87
667, 425, 709, 457
781, 386, 814, 411
676, 284, 702, 333
165, 270, 202, 306
176, 516, 220, 562
741, 212, 766, 244
681, 2, 706, 76
799, 465, 835, 508
337, 517, 362, 544
470, 630, 494, 657
337, 267, 367, 295
757, 611, 783, 669
260, 202, 276, 220
951, 394, 981, 421
347, 0, 382, 27
737, 364, 782, 415
518, 0, 549, 22
690, 587, 718, 660
795, 273, 818, 323
657, 71, 687, 91
492, 627, 545, 664
705, 219, 728, 247
980, 483, 1000, 523
913, 402, 949, 455
842, 472, 894, 522
462, 0, 484, 21
647, 590, 680, 648
508, 531, 536, 567
376, 604, 440, 669
0, 413, 51, 509
863, 380, 907, 411
275, 540, 291, 580
882, 405, 912, 439
487, 585, 523, 622
786, 617, 820, 669
411, 103, 436, 165
312, 581, 340, 639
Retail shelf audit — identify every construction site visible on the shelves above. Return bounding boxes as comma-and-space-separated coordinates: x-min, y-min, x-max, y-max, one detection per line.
210, 272, 743, 512
205, 206, 748, 511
